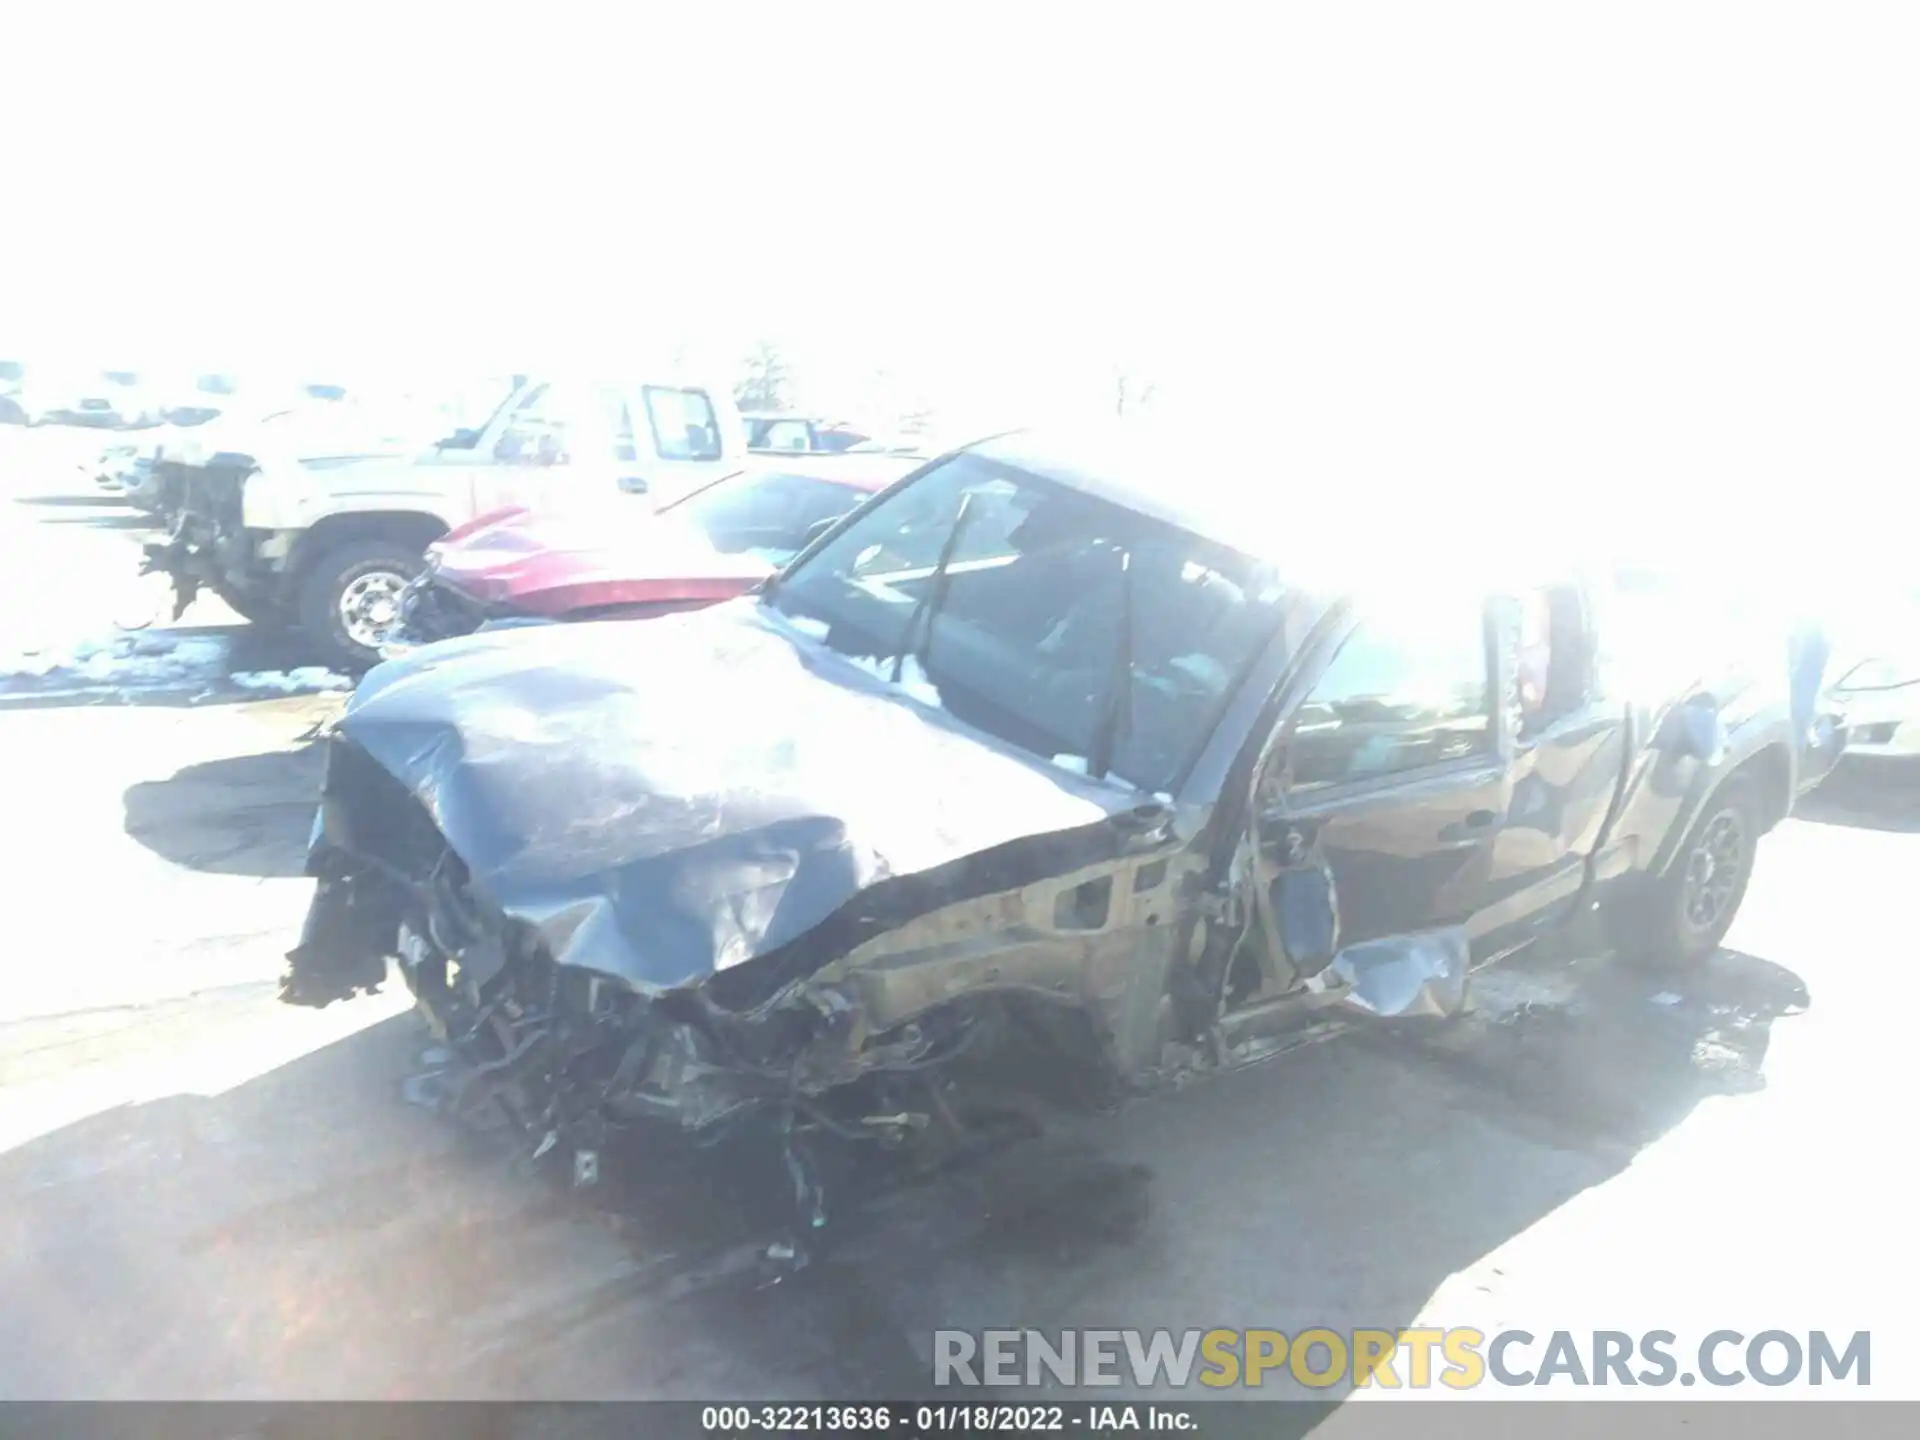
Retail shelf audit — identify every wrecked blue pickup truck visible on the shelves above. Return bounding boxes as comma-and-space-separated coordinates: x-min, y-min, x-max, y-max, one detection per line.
285, 428, 1811, 1194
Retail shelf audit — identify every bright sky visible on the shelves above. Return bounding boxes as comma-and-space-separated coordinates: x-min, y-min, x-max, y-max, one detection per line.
5, 4, 1917, 579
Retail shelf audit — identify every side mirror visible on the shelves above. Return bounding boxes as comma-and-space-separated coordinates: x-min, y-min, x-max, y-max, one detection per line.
801, 517, 837, 546
1113, 798, 1175, 851
438, 427, 480, 450
1669, 695, 1728, 765
619, 475, 650, 495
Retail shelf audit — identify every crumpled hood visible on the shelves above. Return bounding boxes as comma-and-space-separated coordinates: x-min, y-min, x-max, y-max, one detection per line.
332, 600, 1133, 990
428, 510, 770, 614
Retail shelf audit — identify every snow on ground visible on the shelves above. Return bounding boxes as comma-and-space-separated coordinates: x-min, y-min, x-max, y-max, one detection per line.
0, 629, 350, 699
230, 667, 353, 694
0, 631, 229, 685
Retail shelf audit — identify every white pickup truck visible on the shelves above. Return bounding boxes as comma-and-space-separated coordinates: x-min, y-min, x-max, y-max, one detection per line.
141, 374, 749, 667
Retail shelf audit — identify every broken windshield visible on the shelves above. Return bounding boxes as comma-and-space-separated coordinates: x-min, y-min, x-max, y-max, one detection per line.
765, 452, 1287, 793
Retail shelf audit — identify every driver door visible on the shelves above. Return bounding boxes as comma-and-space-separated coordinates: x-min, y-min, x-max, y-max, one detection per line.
1245, 596, 1509, 1007
1474, 584, 1629, 947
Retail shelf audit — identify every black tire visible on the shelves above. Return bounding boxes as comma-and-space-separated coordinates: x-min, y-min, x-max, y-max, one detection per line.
1611, 774, 1761, 969
296, 538, 424, 670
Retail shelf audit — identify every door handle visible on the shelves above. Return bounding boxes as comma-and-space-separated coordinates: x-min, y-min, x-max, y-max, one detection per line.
1437, 810, 1501, 846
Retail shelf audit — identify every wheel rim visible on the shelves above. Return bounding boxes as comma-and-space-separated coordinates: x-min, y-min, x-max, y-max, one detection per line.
1682, 807, 1747, 934
338, 571, 408, 650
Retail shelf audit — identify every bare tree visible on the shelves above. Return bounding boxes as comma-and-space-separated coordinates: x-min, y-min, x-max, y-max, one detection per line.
734, 341, 793, 413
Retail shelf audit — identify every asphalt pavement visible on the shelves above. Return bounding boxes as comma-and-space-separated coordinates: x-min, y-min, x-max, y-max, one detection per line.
1, 424, 1916, 1411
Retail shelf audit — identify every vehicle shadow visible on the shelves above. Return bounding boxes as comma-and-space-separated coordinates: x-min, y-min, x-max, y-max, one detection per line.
9, 493, 128, 509
0, 686, 340, 714
0, 942, 1812, 1414
221, 622, 344, 674
34, 512, 156, 530
1359, 943, 1808, 1150
1794, 760, 1920, 834
122, 742, 327, 878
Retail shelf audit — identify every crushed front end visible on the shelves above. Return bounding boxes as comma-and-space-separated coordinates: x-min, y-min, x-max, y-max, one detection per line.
390, 571, 491, 648
139, 457, 263, 618
290, 734, 795, 1138
286, 725, 1016, 1237
280, 611, 1199, 1248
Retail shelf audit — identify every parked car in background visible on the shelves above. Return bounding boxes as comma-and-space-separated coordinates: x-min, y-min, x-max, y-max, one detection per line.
1826, 586, 1920, 764
841, 436, 930, 457
1609, 560, 1849, 797
90, 438, 159, 499
743, 411, 872, 454
286, 426, 1807, 1205
389, 453, 917, 648
1833, 663, 1920, 761
8, 366, 165, 428
102, 370, 167, 427
141, 373, 748, 667
89, 374, 262, 502
159, 372, 243, 427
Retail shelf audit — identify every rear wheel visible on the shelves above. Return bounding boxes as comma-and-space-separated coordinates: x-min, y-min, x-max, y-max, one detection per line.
1612, 775, 1760, 969
296, 538, 423, 670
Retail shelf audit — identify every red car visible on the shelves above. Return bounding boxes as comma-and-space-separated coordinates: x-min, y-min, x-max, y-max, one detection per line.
388, 455, 916, 650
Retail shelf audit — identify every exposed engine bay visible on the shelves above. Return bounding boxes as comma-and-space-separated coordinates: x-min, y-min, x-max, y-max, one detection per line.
287, 726, 1188, 1253
280, 610, 1237, 1250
